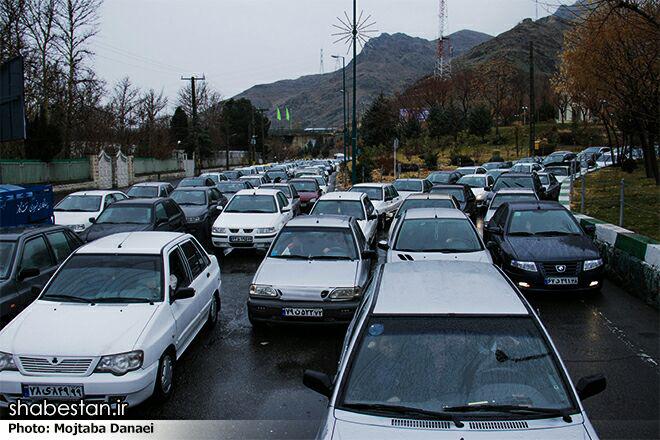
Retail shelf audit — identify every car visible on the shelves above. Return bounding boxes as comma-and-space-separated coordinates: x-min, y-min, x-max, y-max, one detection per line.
264, 169, 290, 183
543, 151, 578, 167
483, 201, 604, 293
0, 232, 221, 407
199, 172, 228, 184
170, 187, 227, 241
486, 168, 509, 182
348, 183, 402, 224
177, 177, 216, 188
392, 178, 432, 200
310, 192, 379, 245
595, 152, 615, 168
54, 190, 128, 233
0, 225, 83, 326
544, 166, 571, 183
455, 166, 487, 177
289, 178, 323, 213
490, 173, 545, 201
304, 260, 605, 439
247, 215, 374, 326
261, 183, 302, 215
482, 161, 513, 170
387, 193, 461, 240
510, 162, 545, 174
427, 170, 461, 185
235, 166, 257, 176
82, 198, 186, 242
223, 170, 244, 180
239, 175, 269, 188
300, 174, 329, 194
536, 172, 561, 201
579, 147, 610, 166
457, 174, 495, 210
126, 182, 174, 199
211, 189, 294, 252
216, 180, 254, 199
429, 184, 478, 221
379, 208, 491, 263
484, 189, 539, 223
515, 156, 542, 164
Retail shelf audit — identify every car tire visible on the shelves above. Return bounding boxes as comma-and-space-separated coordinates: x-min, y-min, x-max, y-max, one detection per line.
206, 293, 220, 328
153, 351, 175, 401
248, 311, 266, 330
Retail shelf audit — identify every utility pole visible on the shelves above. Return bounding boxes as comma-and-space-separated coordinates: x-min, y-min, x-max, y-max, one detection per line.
257, 108, 268, 163
181, 74, 205, 174
351, 0, 358, 184
332, 55, 348, 167
528, 42, 535, 157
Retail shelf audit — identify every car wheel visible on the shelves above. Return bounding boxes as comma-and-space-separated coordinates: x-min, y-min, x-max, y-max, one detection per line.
248, 311, 266, 330
154, 351, 175, 401
206, 294, 220, 328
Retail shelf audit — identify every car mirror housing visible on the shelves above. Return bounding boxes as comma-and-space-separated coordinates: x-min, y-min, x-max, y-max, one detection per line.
367, 214, 378, 221
303, 370, 333, 398
361, 249, 377, 260
377, 240, 389, 251
89, 217, 96, 224
18, 267, 40, 281
576, 374, 606, 401
486, 225, 504, 235
31, 284, 43, 296
172, 287, 195, 303
583, 223, 596, 236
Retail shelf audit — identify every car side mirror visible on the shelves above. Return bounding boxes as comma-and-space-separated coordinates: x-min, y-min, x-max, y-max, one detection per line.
361, 249, 377, 260
18, 267, 40, 281
282, 206, 291, 213
486, 241, 499, 252
576, 374, 606, 401
89, 217, 96, 224
294, 194, 300, 199
303, 370, 333, 398
367, 214, 378, 221
31, 285, 43, 296
583, 224, 596, 236
216, 205, 224, 212
486, 225, 503, 235
377, 240, 389, 251
172, 287, 195, 303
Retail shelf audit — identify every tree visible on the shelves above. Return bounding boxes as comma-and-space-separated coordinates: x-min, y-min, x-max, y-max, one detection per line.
136, 88, 168, 157
109, 76, 140, 147
468, 106, 492, 141
25, 106, 62, 161
360, 93, 398, 148
0, 0, 27, 62
474, 60, 518, 136
170, 107, 189, 152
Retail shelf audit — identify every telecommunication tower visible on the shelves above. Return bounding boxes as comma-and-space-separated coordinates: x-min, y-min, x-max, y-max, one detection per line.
434, 0, 451, 79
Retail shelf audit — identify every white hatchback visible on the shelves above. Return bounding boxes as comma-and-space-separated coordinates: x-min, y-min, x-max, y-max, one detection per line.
0, 232, 221, 407
310, 192, 379, 245
54, 190, 128, 233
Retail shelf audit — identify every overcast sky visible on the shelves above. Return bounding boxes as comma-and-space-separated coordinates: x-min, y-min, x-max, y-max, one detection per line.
93, 0, 568, 105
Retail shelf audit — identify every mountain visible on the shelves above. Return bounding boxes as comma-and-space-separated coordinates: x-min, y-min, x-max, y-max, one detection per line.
234, 30, 492, 128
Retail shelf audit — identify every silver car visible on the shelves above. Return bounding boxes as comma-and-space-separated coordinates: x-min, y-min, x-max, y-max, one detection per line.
247, 215, 375, 326
304, 261, 606, 439
261, 183, 302, 215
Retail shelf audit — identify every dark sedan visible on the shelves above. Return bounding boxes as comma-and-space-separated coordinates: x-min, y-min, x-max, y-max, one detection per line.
82, 198, 186, 242
483, 201, 603, 293
171, 187, 227, 241
216, 181, 254, 199
177, 177, 215, 188
427, 171, 461, 185
428, 184, 477, 221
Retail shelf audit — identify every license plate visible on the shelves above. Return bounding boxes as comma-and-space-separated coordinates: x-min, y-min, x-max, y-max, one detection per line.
545, 277, 578, 285
282, 308, 323, 318
22, 384, 83, 399
229, 236, 253, 243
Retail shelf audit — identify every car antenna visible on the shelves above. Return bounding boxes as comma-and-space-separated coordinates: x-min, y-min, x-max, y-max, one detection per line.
118, 233, 131, 249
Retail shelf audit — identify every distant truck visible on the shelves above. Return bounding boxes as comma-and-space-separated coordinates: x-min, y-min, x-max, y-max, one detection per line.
0, 184, 54, 227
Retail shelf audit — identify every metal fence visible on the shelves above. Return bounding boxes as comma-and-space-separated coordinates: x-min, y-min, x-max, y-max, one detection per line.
133, 158, 180, 175
0, 159, 90, 185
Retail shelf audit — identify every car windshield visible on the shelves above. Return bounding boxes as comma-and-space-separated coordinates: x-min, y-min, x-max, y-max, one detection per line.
171, 190, 207, 205
270, 227, 357, 260
266, 171, 288, 181
224, 195, 276, 213
429, 188, 465, 202
0, 241, 16, 279
545, 167, 568, 176
127, 186, 158, 198
397, 199, 456, 217
428, 173, 452, 184
41, 254, 162, 303
179, 178, 206, 187
339, 316, 575, 416
311, 200, 365, 220
200, 174, 220, 183
458, 176, 486, 188
395, 218, 481, 252
487, 170, 506, 180
583, 147, 600, 154
493, 177, 534, 191
393, 180, 422, 192
456, 167, 476, 175
538, 175, 550, 185
490, 194, 538, 209
224, 171, 242, 180
350, 186, 382, 201
55, 195, 102, 212
291, 181, 318, 192
217, 182, 246, 193
482, 163, 502, 170
95, 206, 153, 224
508, 210, 582, 236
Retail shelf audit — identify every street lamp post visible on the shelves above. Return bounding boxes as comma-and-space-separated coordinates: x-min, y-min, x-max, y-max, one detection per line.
332, 55, 348, 167
351, 0, 358, 184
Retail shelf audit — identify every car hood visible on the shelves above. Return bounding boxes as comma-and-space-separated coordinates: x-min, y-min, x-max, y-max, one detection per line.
297, 191, 318, 202
485, 209, 496, 222
179, 205, 208, 217
214, 213, 280, 229
388, 249, 492, 263
54, 211, 97, 228
506, 235, 600, 262
471, 187, 486, 197
255, 258, 359, 288
396, 191, 420, 200
84, 223, 152, 242
0, 301, 160, 356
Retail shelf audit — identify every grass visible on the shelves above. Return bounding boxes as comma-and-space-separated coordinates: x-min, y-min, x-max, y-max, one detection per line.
571, 165, 660, 240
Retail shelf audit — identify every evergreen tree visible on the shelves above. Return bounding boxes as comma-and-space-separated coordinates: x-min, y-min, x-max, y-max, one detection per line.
360, 94, 398, 148
170, 106, 190, 152
468, 106, 493, 140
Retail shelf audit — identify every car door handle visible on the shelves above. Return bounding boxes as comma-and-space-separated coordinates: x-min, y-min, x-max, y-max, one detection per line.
207, 272, 210, 278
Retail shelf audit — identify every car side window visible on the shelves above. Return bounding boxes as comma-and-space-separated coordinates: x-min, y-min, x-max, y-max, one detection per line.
290, 186, 299, 198
155, 203, 168, 221
209, 189, 221, 203
277, 193, 288, 209
181, 240, 206, 279
353, 225, 367, 251
384, 187, 392, 201
163, 200, 180, 218
391, 187, 400, 198
20, 236, 53, 272
114, 193, 127, 201
364, 198, 375, 216
169, 248, 191, 290
104, 194, 114, 208
46, 231, 74, 263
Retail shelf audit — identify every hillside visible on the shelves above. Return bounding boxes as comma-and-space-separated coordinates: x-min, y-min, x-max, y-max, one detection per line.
234, 29, 492, 128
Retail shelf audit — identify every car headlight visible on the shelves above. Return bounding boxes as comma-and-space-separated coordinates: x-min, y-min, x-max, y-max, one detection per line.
583, 258, 603, 271
309, 198, 317, 203
255, 227, 276, 234
70, 224, 86, 232
510, 260, 538, 272
94, 350, 143, 376
212, 227, 227, 234
249, 284, 280, 297
328, 287, 361, 301
0, 351, 17, 372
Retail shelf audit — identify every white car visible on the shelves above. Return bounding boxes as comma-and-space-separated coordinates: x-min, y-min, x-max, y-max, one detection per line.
379, 208, 492, 263
388, 193, 460, 240
544, 166, 571, 184
304, 260, 605, 439
0, 232, 221, 407
126, 182, 174, 199
239, 175, 269, 188
457, 173, 495, 208
310, 192, 379, 245
484, 188, 540, 224
392, 178, 432, 200
349, 183, 402, 221
54, 190, 128, 233
211, 189, 294, 251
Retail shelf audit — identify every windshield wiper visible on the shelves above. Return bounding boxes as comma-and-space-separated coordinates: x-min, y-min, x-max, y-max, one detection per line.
41, 294, 95, 304
508, 231, 535, 236
534, 231, 578, 236
342, 403, 464, 427
94, 297, 154, 303
310, 255, 353, 260
443, 404, 572, 423
271, 254, 310, 260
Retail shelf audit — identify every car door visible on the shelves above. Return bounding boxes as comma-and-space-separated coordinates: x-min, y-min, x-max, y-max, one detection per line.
164, 200, 186, 232
389, 186, 403, 211
547, 175, 561, 201
362, 198, 378, 242
289, 186, 301, 214
166, 246, 199, 351
154, 203, 170, 231
179, 240, 215, 340
14, 235, 57, 310
207, 189, 221, 223
277, 192, 294, 223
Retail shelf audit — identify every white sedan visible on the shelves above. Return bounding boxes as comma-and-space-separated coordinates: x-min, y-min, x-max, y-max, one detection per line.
0, 232, 221, 407
54, 190, 128, 233
457, 173, 495, 208
310, 192, 379, 245
349, 183, 402, 222
211, 189, 294, 251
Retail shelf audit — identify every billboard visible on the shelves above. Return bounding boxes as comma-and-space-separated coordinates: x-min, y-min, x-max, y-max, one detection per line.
0, 56, 26, 142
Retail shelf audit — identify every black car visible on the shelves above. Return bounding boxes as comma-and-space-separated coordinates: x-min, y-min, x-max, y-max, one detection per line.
83, 198, 186, 242
537, 172, 562, 201
429, 184, 478, 221
216, 181, 254, 199
177, 177, 215, 188
543, 151, 578, 167
170, 187, 226, 241
427, 171, 461, 185
0, 225, 83, 325
491, 173, 546, 200
223, 170, 244, 180
483, 201, 603, 293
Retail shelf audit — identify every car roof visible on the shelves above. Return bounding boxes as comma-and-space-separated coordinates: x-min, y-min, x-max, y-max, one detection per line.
173, 186, 208, 192
373, 261, 528, 315
505, 200, 565, 210
67, 190, 123, 196
430, 184, 466, 189
133, 182, 168, 187
394, 178, 424, 182
352, 182, 388, 188
405, 193, 454, 201
234, 188, 280, 196
114, 198, 165, 206
0, 224, 69, 240
319, 191, 364, 201
285, 214, 353, 228
499, 173, 534, 178
402, 207, 467, 220
493, 188, 537, 195
459, 173, 487, 179
77, 232, 187, 254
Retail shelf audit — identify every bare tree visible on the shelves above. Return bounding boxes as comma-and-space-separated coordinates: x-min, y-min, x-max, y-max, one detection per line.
136, 88, 169, 156
109, 76, 140, 147
0, 0, 27, 62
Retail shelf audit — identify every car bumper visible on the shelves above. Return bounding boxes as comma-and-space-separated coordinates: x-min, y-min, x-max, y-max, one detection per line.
248, 297, 360, 324
186, 221, 208, 237
0, 361, 158, 408
212, 233, 277, 249
503, 267, 605, 292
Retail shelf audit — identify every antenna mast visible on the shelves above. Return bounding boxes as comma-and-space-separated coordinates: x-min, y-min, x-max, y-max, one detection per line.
434, 0, 451, 79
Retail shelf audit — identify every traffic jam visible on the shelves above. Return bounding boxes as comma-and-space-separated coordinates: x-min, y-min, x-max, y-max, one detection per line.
0, 156, 612, 438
